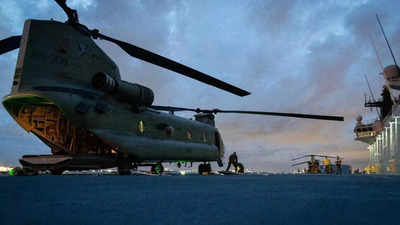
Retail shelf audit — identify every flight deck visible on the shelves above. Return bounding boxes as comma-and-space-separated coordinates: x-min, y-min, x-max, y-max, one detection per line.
1, 175, 399, 225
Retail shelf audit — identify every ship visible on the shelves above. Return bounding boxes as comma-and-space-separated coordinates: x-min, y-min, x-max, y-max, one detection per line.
353, 15, 400, 174
353, 84, 400, 174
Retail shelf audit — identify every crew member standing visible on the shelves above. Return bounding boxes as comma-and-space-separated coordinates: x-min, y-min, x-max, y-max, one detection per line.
335, 156, 342, 175
226, 152, 238, 172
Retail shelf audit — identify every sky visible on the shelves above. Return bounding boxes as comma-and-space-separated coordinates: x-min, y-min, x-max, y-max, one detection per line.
0, 0, 400, 172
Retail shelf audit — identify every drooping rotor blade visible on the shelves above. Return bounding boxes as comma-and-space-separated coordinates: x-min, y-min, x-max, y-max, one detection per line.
291, 161, 309, 167
92, 31, 250, 97
149, 105, 196, 112
313, 154, 336, 159
291, 154, 336, 161
209, 109, 344, 121
54, 0, 79, 24
321, 155, 337, 159
0, 36, 21, 55
150, 105, 344, 121
291, 155, 311, 161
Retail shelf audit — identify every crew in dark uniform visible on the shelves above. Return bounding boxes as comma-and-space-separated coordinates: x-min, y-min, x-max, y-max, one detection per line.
226, 152, 238, 172
335, 156, 342, 175
307, 161, 312, 174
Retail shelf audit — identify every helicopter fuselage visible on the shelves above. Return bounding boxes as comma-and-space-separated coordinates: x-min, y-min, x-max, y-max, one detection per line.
2, 19, 224, 169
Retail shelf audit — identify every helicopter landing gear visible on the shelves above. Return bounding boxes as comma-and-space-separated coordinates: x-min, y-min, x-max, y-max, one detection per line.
9, 167, 38, 176
198, 163, 212, 175
131, 163, 138, 171
217, 159, 223, 167
117, 156, 131, 175
50, 168, 64, 175
151, 163, 164, 175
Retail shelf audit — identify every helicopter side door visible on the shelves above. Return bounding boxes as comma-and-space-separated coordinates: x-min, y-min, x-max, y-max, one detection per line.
215, 131, 225, 159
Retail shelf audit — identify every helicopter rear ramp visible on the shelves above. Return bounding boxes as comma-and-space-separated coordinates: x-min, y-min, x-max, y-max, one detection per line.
19, 154, 118, 172
20, 155, 72, 167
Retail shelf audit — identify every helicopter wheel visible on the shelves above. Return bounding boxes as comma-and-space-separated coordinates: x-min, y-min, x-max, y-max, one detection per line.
118, 157, 131, 175
217, 159, 223, 167
206, 163, 211, 173
198, 163, 211, 175
118, 168, 131, 175
50, 168, 64, 175
198, 164, 203, 174
23, 168, 39, 176
9, 167, 24, 176
131, 163, 138, 171
236, 163, 244, 174
151, 164, 164, 175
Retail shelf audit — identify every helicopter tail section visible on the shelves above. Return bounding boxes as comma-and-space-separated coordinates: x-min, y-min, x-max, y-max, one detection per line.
10, 19, 120, 96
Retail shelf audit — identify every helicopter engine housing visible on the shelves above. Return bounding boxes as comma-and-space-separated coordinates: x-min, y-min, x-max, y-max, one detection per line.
92, 72, 154, 106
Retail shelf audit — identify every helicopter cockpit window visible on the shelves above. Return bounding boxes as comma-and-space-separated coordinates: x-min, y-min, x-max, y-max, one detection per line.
138, 120, 144, 134
186, 130, 192, 140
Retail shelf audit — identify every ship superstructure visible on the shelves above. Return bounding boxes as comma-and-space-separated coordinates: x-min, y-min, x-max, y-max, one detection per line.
354, 86, 400, 174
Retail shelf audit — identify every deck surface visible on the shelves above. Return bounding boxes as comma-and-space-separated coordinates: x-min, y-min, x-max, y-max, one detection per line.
0, 174, 399, 225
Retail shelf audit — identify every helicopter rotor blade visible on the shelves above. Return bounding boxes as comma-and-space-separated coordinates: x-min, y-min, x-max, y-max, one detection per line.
210, 110, 344, 121
317, 155, 336, 158
150, 106, 344, 121
291, 161, 310, 167
0, 36, 21, 55
311, 154, 336, 159
54, 0, 79, 24
92, 31, 250, 97
291, 154, 336, 161
52, 0, 249, 97
291, 155, 312, 161
149, 105, 196, 112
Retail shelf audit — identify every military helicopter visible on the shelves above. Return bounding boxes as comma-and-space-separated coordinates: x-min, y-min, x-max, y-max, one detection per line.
0, 0, 343, 175
291, 154, 343, 174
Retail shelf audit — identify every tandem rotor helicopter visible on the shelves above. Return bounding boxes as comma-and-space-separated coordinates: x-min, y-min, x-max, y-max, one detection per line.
0, 0, 344, 175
